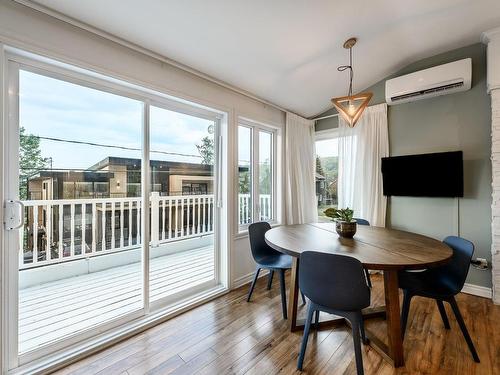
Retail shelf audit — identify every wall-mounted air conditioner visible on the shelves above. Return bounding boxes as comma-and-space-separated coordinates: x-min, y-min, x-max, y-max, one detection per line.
385, 58, 472, 105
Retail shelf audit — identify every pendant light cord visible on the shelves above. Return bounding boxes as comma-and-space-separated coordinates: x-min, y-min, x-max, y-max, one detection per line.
337, 47, 353, 97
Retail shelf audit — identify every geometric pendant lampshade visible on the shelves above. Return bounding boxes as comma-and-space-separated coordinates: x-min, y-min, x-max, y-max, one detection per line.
331, 37, 372, 127
331, 92, 373, 127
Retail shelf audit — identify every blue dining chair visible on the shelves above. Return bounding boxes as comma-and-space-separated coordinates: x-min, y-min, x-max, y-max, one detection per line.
297, 251, 370, 374
353, 218, 372, 288
398, 236, 480, 362
246, 222, 305, 319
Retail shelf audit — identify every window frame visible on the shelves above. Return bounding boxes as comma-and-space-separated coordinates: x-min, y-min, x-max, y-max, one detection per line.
237, 118, 278, 233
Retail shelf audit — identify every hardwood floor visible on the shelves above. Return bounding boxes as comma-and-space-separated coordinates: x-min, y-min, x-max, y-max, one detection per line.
53, 273, 500, 375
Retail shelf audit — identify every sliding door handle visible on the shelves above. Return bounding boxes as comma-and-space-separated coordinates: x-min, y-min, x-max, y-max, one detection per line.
4, 200, 25, 230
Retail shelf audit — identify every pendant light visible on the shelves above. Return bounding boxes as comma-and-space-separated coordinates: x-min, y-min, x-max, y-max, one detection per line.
331, 38, 372, 127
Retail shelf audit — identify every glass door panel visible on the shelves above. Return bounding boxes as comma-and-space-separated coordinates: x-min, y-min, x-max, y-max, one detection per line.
16, 69, 144, 354
148, 105, 216, 304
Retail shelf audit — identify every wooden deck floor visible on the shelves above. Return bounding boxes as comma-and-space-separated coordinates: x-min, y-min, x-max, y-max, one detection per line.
52, 273, 500, 375
19, 246, 215, 354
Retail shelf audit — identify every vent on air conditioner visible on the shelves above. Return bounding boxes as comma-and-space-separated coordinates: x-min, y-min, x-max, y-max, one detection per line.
385, 59, 471, 105
390, 81, 465, 102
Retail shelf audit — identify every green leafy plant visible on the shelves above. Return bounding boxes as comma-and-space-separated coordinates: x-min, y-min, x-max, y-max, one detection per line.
324, 207, 354, 223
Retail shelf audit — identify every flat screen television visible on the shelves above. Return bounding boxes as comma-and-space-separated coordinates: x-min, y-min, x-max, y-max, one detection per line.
381, 151, 463, 197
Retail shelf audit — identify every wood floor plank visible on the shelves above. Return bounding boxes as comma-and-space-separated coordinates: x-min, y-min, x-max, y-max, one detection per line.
51, 273, 500, 375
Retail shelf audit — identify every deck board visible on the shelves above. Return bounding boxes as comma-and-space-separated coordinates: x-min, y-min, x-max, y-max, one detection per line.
19, 246, 215, 353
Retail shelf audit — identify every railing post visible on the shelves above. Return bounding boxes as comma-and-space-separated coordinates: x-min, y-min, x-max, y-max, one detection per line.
150, 192, 160, 247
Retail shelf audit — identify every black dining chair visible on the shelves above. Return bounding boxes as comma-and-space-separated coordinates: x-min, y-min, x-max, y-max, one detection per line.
246, 222, 305, 319
353, 218, 372, 288
297, 251, 370, 374
398, 236, 480, 362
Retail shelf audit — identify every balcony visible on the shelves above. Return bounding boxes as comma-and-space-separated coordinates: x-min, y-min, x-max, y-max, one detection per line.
17, 193, 270, 353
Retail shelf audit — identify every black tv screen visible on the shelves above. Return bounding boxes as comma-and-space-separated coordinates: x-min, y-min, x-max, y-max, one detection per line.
381, 151, 463, 197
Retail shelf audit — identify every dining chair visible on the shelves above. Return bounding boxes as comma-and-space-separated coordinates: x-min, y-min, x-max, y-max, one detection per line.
398, 236, 480, 362
353, 217, 372, 288
297, 251, 370, 374
246, 222, 305, 319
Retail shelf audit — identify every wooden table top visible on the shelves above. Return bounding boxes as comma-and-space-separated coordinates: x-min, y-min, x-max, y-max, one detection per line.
265, 223, 453, 270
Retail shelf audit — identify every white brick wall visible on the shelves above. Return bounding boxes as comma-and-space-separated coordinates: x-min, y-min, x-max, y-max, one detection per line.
491, 89, 500, 304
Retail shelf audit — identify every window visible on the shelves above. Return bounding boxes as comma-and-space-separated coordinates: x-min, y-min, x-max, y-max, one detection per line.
315, 131, 339, 222
238, 120, 276, 230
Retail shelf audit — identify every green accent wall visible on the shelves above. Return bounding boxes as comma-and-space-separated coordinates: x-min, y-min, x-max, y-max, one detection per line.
315, 44, 492, 288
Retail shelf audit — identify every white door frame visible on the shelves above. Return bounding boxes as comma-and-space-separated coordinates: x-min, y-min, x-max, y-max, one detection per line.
1, 47, 229, 373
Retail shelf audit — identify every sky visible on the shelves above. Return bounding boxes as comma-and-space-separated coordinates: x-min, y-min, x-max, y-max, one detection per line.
19, 69, 215, 170
315, 138, 338, 158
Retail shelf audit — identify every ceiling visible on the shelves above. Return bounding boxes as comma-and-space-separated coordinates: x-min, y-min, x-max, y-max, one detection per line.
30, 0, 500, 117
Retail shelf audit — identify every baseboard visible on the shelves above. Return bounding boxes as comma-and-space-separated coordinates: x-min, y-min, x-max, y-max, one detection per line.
461, 283, 492, 299
232, 273, 493, 299
232, 269, 270, 289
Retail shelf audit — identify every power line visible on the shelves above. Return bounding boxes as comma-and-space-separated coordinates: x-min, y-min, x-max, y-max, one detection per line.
35, 135, 202, 158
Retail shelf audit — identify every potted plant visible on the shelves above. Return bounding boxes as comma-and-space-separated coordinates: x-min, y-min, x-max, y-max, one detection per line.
324, 207, 357, 238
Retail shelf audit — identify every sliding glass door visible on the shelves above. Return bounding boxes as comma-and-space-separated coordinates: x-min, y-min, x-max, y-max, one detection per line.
3, 55, 224, 368
148, 104, 218, 305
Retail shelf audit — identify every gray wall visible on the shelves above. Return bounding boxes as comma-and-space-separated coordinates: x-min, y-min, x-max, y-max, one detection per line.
316, 44, 492, 288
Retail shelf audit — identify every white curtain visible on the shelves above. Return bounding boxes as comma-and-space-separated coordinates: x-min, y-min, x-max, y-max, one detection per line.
338, 103, 389, 227
285, 112, 317, 224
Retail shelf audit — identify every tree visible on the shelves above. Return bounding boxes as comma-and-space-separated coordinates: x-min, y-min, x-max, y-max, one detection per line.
259, 161, 271, 194
196, 136, 214, 165
19, 127, 49, 200
239, 169, 251, 193
316, 156, 325, 176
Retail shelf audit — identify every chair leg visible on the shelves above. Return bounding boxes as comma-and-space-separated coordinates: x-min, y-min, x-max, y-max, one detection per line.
297, 304, 315, 371
448, 297, 480, 363
300, 291, 306, 305
349, 314, 365, 375
401, 290, 412, 339
267, 270, 274, 290
364, 269, 372, 288
246, 267, 261, 302
436, 300, 450, 329
279, 269, 287, 320
358, 313, 368, 345
314, 310, 320, 329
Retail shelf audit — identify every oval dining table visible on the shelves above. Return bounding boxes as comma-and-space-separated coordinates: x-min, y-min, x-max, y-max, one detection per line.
265, 222, 453, 368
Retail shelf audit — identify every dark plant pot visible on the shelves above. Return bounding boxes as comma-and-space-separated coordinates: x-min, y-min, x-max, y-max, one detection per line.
335, 220, 357, 238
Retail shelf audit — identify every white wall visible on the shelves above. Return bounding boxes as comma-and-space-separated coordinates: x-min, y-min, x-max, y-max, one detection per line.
0, 0, 283, 290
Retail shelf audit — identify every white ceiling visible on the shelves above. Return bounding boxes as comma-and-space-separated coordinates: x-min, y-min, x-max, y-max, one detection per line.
31, 0, 500, 117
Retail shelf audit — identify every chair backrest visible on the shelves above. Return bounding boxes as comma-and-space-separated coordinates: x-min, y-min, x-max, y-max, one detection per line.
299, 251, 370, 311
440, 236, 475, 294
248, 222, 282, 263
353, 218, 370, 226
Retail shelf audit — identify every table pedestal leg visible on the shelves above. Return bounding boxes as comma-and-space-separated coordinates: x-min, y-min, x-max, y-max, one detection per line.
383, 269, 405, 367
288, 257, 300, 331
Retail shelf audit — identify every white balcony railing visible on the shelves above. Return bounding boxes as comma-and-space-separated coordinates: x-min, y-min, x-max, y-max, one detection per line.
20, 193, 271, 269
238, 193, 272, 225
20, 194, 215, 269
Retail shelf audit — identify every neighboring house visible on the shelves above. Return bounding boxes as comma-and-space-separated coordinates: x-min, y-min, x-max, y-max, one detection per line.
27, 156, 214, 200
24, 157, 215, 253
